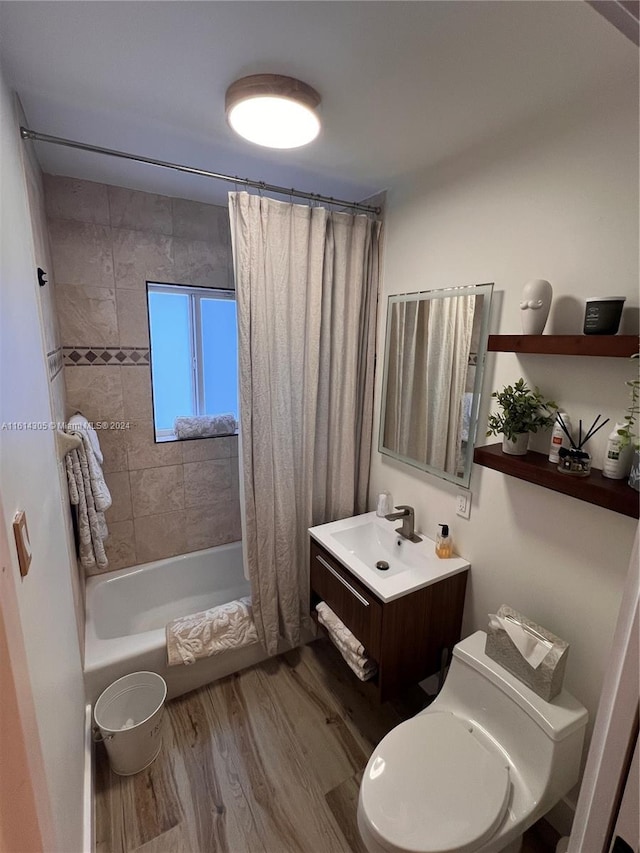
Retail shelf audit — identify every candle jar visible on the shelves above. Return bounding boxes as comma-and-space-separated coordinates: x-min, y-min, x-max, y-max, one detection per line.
557, 447, 591, 477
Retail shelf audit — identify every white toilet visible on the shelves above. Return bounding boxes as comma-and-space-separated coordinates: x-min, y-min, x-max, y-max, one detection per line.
357, 631, 588, 853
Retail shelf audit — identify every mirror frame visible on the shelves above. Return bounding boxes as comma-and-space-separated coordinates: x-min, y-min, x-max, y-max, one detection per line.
378, 283, 494, 488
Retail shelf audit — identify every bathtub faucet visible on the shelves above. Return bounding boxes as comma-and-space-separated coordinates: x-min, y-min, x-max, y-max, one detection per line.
384, 505, 422, 543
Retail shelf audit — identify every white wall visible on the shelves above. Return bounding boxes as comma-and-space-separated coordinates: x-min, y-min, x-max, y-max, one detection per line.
0, 71, 85, 851
370, 70, 638, 811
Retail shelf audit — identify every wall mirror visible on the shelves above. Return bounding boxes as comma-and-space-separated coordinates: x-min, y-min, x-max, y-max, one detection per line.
379, 283, 493, 487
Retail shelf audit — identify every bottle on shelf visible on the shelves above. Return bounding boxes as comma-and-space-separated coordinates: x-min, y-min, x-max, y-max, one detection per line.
548, 413, 572, 464
602, 423, 633, 480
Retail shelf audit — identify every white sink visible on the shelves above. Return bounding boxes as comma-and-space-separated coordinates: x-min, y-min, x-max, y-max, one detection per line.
332, 522, 425, 576
309, 511, 470, 602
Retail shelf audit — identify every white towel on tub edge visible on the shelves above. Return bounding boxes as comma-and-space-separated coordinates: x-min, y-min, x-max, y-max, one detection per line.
166, 596, 259, 666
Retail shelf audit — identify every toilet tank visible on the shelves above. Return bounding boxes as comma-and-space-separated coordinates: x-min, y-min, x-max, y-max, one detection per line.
433, 631, 588, 805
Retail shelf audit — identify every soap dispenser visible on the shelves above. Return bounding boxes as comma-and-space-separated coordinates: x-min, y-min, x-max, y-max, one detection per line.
435, 524, 452, 558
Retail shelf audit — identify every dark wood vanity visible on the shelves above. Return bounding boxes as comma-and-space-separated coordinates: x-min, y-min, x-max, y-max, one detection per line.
310, 538, 468, 702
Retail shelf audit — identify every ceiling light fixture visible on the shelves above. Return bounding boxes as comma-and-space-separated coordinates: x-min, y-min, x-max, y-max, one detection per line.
225, 74, 321, 149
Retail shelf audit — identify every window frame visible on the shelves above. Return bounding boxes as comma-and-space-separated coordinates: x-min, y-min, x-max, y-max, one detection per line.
146, 281, 237, 441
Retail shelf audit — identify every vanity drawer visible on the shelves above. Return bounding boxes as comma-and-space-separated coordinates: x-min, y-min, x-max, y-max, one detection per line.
310, 542, 382, 659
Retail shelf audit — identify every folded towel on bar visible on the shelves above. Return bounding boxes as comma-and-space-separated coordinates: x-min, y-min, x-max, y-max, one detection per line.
321, 621, 378, 681
166, 596, 259, 666
316, 603, 372, 667
65, 415, 111, 572
174, 413, 237, 440
315, 601, 366, 657
316, 602, 377, 682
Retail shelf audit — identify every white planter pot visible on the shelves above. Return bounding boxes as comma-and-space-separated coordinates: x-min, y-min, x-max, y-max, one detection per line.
502, 433, 529, 455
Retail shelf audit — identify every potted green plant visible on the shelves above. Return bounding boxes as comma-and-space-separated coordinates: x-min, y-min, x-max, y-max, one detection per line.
487, 378, 557, 456
617, 354, 640, 491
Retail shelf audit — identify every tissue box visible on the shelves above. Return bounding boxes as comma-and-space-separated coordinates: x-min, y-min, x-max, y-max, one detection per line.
485, 605, 569, 701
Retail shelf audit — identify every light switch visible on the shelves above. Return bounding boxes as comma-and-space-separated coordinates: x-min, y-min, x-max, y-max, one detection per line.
13, 511, 32, 577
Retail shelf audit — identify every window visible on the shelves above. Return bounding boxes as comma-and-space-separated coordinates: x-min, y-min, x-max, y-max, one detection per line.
147, 283, 238, 440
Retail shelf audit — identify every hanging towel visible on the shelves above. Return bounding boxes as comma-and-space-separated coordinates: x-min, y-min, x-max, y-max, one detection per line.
65, 445, 109, 572
65, 415, 111, 572
316, 601, 366, 657
166, 596, 259, 666
66, 415, 111, 510
67, 412, 104, 465
174, 413, 237, 440
315, 602, 377, 682
321, 623, 378, 681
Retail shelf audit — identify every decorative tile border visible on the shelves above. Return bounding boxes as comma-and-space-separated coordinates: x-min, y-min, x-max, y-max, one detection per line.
47, 347, 63, 381
63, 346, 150, 366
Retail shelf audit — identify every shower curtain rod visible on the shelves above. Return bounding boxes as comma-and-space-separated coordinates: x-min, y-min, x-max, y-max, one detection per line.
20, 127, 381, 215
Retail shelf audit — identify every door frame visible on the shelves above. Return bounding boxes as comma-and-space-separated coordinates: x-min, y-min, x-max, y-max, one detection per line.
567, 526, 639, 852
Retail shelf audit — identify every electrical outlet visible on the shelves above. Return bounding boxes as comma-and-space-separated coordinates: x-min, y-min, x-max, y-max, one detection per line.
456, 491, 471, 519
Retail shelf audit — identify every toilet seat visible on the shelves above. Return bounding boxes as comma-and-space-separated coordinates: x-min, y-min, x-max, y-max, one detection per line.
360, 711, 511, 853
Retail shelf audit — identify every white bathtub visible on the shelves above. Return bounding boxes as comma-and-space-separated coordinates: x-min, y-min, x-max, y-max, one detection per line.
84, 542, 270, 703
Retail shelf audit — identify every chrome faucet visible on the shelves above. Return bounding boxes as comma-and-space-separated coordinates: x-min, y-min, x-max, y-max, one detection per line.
384, 505, 422, 543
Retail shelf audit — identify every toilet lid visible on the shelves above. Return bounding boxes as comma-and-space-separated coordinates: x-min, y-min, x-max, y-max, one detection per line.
360, 712, 511, 853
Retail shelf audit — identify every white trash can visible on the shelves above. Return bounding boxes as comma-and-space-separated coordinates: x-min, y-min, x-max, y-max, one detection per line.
94, 671, 167, 776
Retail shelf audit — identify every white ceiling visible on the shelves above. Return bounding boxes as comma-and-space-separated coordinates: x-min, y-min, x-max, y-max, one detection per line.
0, 1, 635, 206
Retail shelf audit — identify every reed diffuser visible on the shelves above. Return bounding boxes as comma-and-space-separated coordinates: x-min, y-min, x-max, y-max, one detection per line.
555, 414, 609, 477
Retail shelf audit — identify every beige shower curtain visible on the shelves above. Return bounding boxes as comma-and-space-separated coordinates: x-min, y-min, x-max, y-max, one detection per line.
229, 192, 380, 655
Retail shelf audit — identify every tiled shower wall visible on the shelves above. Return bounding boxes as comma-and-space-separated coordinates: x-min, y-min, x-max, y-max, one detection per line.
45, 176, 241, 574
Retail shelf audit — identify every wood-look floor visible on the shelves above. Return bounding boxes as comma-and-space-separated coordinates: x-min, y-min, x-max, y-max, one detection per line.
95, 639, 559, 853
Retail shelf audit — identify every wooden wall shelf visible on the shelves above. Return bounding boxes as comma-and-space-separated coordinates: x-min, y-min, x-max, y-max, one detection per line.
488, 335, 639, 358
474, 443, 639, 519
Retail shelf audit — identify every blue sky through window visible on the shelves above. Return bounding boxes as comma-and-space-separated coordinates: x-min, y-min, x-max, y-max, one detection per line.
148, 285, 238, 436
201, 298, 238, 418
148, 290, 193, 431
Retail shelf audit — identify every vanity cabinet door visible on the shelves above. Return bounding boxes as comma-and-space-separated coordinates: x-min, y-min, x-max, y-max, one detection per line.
310, 542, 382, 659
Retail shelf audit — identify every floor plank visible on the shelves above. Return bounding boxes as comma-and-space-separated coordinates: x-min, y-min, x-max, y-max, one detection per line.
169, 690, 258, 853
291, 640, 404, 756
132, 825, 194, 853
212, 663, 349, 852
260, 651, 369, 792
95, 744, 126, 853
325, 772, 368, 853
95, 638, 561, 853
